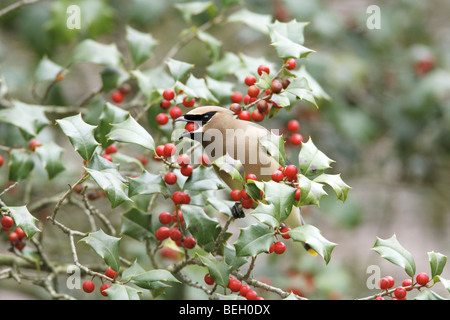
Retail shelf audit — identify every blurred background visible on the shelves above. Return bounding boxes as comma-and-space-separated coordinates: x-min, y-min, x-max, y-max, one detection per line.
0, 0, 449, 299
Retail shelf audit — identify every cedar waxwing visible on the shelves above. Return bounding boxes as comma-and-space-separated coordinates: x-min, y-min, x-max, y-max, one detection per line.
176, 106, 303, 229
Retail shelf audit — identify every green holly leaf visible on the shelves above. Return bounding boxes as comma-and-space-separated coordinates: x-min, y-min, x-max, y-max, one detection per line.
56, 113, 99, 162
197, 253, 232, 288
8, 150, 35, 182
36, 141, 65, 179
428, 251, 447, 281
213, 154, 244, 184
263, 181, 296, 221
106, 115, 155, 151
79, 229, 121, 271
105, 284, 142, 300
174, 1, 217, 23
250, 203, 279, 228
227, 8, 272, 35
297, 174, 327, 206
130, 70, 154, 99
414, 290, 447, 300
206, 52, 241, 79
34, 56, 66, 82
197, 31, 222, 61
298, 138, 334, 177
288, 224, 336, 264
182, 205, 222, 250
183, 166, 224, 191
128, 170, 170, 198
85, 155, 131, 209
294, 65, 331, 101
126, 26, 158, 67
122, 261, 180, 290
268, 20, 309, 46
167, 58, 194, 82
206, 197, 236, 217
72, 39, 122, 67
372, 234, 416, 278
234, 224, 273, 257
260, 132, 287, 167
7, 206, 40, 239
270, 30, 315, 59
120, 207, 153, 241
96, 102, 129, 148
185, 75, 219, 103
437, 276, 450, 293
313, 174, 351, 203
0, 101, 49, 139
206, 77, 235, 101
285, 77, 318, 107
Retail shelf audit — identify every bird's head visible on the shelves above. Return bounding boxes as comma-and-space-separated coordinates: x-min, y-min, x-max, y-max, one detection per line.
176, 106, 235, 140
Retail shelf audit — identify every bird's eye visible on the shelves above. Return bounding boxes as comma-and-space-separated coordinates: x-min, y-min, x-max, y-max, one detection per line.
202, 114, 211, 122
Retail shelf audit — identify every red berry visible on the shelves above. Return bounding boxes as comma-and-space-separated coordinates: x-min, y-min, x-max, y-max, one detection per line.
243, 95, 251, 105
246, 290, 258, 300
284, 165, 298, 178
374, 296, 385, 300
15, 227, 26, 240
162, 88, 175, 101
104, 144, 117, 154
136, 154, 148, 166
156, 113, 169, 125
229, 103, 242, 115
240, 189, 250, 200
111, 91, 124, 103
9, 231, 19, 243
183, 236, 197, 249
0, 155, 3, 167
169, 228, 182, 241
251, 109, 264, 122
240, 285, 250, 296
241, 198, 253, 209
271, 170, 284, 182
155, 226, 170, 241
183, 96, 195, 108
102, 154, 113, 162
118, 83, 132, 95
228, 279, 242, 292
256, 100, 268, 113
238, 110, 251, 121
394, 286, 407, 299
184, 122, 198, 132
172, 191, 185, 205
169, 107, 182, 120
105, 268, 118, 280
246, 173, 257, 181
177, 154, 190, 167
83, 280, 95, 293
159, 212, 172, 225
271, 80, 283, 93
182, 192, 191, 204
199, 154, 211, 166
180, 165, 193, 177
29, 140, 42, 152
204, 273, 215, 285
160, 100, 171, 109
231, 91, 243, 103
164, 172, 177, 185
273, 241, 286, 254
385, 276, 395, 288
1, 216, 14, 229
280, 227, 291, 239
155, 145, 165, 158
402, 278, 413, 291
416, 272, 429, 286
294, 188, 301, 201
379, 277, 390, 290
286, 58, 296, 70
247, 85, 260, 98
100, 283, 111, 297
245, 75, 256, 86
163, 143, 176, 158
290, 133, 303, 145
287, 120, 300, 132
257, 64, 270, 76
230, 189, 242, 201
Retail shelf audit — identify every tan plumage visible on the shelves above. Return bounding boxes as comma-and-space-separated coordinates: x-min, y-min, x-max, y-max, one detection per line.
176, 106, 302, 227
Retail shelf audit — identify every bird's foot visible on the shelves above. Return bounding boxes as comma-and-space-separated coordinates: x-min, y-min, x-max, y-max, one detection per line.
231, 203, 245, 219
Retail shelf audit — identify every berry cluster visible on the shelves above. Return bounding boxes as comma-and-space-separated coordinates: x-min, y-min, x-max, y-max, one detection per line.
110, 83, 132, 104
375, 272, 430, 300
204, 273, 264, 300
155, 210, 197, 249
284, 119, 303, 146
228, 59, 297, 123
102, 143, 117, 162
82, 267, 119, 297
1, 215, 28, 251
156, 88, 196, 126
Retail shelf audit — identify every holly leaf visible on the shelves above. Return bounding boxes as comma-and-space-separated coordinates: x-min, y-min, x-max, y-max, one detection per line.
437, 276, 450, 293
106, 115, 155, 151
0, 101, 49, 139
260, 132, 287, 167
120, 207, 153, 241
72, 39, 122, 67
298, 137, 334, 177
96, 102, 129, 148
270, 30, 315, 59
288, 224, 336, 264
185, 75, 219, 103
183, 166, 224, 191
79, 229, 121, 271
174, 1, 217, 23
128, 170, 170, 198
182, 205, 222, 250
428, 251, 447, 281
197, 31, 222, 61
205, 77, 235, 101
56, 113, 99, 162
313, 174, 351, 202
34, 56, 66, 82
8, 150, 35, 182
105, 284, 142, 300
297, 174, 327, 206
285, 77, 318, 107
250, 203, 279, 228
197, 254, 232, 288
206, 52, 241, 79
167, 59, 194, 81
234, 224, 273, 257
414, 290, 447, 300
372, 234, 416, 278
213, 154, 244, 184
7, 206, 40, 239
36, 141, 65, 179
227, 8, 272, 35
263, 181, 296, 221
126, 26, 158, 67
294, 65, 331, 101
268, 20, 309, 46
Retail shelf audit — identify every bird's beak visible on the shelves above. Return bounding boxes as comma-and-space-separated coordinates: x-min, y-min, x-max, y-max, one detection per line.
175, 116, 187, 122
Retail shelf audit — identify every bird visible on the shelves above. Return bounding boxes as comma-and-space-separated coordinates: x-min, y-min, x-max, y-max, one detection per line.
175, 106, 304, 229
